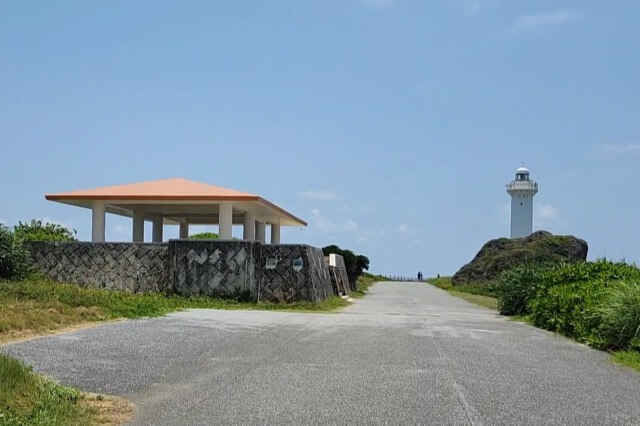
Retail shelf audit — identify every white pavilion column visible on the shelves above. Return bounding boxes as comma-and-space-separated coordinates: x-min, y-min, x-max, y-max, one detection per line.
179, 222, 189, 239
271, 223, 281, 244
255, 220, 266, 243
152, 215, 163, 242
219, 202, 233, 239
243, 212, 255, 241
91, 201, 106, 243
132, 210, 144, 242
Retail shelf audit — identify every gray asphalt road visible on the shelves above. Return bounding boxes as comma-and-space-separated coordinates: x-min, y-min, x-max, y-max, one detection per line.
4, 282, 640, 425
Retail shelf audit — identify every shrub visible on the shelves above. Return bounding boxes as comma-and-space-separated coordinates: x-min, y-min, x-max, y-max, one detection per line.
528, 280, 607, 338
536, 262, 637, 337
0, 225, 30, 280
13, 219, 76, 242
594, 281, 640, 350
188, 232, 219, 240
497, 260, 640, 317
496, 259, 640, 350
497, 265, 544, 315
322, 245, 369, 285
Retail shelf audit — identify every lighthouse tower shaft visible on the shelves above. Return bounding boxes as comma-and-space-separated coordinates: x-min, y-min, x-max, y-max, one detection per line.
506, 167, 538, 238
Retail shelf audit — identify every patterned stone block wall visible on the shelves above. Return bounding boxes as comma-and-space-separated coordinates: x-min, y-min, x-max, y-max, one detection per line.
168, 240, 260, 299
25, 241, 169, 293
325, 254, 350, 295
25, 240, 335, 303
260, 245, 334, 302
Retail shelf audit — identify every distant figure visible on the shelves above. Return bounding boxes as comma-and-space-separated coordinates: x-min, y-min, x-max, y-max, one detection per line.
417, 272, 422, 282
437, 273, 440, 278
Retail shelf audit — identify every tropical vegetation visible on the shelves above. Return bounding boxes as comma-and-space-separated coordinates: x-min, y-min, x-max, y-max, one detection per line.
322, 244, 370, 285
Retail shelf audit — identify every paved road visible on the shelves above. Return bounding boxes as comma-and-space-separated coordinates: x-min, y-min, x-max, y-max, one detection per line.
4, 282, 640, 425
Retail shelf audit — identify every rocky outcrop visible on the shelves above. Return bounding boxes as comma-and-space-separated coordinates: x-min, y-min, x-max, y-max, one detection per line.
452, 231, 588, 286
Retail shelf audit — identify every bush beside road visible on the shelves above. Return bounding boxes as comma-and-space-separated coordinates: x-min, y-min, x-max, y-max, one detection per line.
428, 260, 640, 373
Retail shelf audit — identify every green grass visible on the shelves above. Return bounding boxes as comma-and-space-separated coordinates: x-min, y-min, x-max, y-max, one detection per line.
448, 291, 499, 310
0, 353, 94, 425
426, 276, 453, 290
426, 276, 498, 310
0, 278, 349, 342
350, 273, 384, 298
611, 350, 640, 373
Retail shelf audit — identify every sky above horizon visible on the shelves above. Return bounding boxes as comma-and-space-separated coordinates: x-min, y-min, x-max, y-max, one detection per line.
1, 1, 639, 276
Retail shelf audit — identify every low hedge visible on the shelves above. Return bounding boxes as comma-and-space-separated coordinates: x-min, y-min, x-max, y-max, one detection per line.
496, 260, 640, 351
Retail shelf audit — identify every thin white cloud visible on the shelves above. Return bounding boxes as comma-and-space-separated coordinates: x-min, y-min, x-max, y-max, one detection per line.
301, 190, 338, 201
344, 220, 358, 232
510, 9, 580, 34
360, 205, 371, 214
600, 143, 640, 154
396, 223, 413, 234
361, 0, 394, 10
536, 203, 559, 221
310, 209, 335, 232
355, 229, 385, 244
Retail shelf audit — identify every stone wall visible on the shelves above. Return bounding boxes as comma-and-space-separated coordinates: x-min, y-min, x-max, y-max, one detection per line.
325, 254, 350, 295
260, 245, 334, 302
25, 240, 334, 303
25, 241, 169, 293
169, 240, 260, 300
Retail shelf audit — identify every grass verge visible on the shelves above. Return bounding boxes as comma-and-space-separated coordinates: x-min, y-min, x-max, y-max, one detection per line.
426, 276, 498, 310
611, 350, 640, 373
350, 273, 384, 298
447, 291, 499, 310
0, 353, 133, 425
0, 278, 349, 343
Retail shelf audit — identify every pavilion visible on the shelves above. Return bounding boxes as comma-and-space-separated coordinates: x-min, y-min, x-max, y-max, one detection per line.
45, 178, 307, 243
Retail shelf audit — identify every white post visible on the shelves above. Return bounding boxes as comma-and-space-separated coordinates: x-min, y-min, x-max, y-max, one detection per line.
271, 223, 281, 244
255, 220, 265, 243
219, 202, 233, 239
243, 212, 256, 241
152, 215, 163, 242
91, 201, 106, 243
179, 222, 189, 239
132, 210, 144, 242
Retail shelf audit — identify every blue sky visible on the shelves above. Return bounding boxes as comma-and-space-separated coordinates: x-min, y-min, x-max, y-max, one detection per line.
1, 1, 639, 276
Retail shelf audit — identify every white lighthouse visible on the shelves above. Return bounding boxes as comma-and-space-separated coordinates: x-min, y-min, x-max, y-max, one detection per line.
506, 165, 538, 238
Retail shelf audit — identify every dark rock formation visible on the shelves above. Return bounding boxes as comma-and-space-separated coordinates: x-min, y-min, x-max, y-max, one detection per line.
452, 231, 588, 286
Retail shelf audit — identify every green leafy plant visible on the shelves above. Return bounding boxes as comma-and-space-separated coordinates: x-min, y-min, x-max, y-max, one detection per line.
0, 353, 95, 425
594, 281, 640, 350
13, 219, 76, 242
0, 225, 30, 280
495, 259, 640, 351
497, 265, 544, 315
188, 232, 219, 240
322, 245, 369, 285
528, 280, 607, 338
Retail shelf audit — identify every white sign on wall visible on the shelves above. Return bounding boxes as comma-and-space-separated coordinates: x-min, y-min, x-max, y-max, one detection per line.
329, 253, 338, 267
293, 257, 303, 272
266, 257, 278, 270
